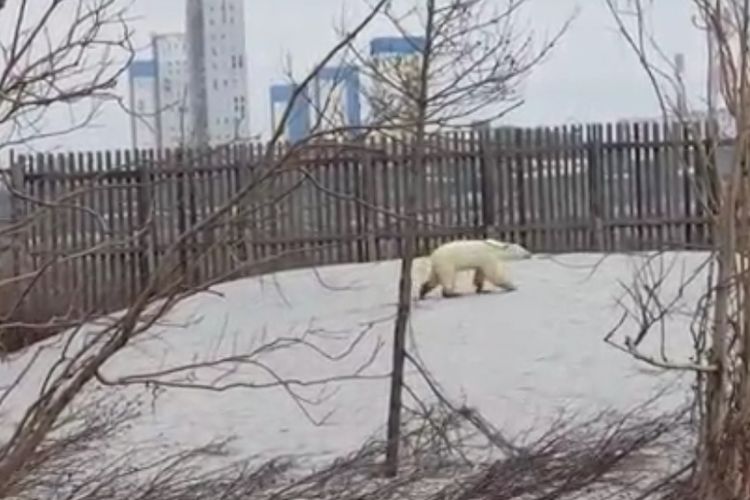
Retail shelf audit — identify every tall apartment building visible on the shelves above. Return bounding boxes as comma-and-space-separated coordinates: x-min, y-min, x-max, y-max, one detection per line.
152, 33, 192, 148
186, 0, 250, 147
128, 34, 191, 150
128, 60, 158, 150
270, 83, 311, 143
310, 65, 361, 135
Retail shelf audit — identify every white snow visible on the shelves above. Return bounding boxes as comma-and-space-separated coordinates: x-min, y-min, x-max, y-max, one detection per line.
0, 251, 707, 468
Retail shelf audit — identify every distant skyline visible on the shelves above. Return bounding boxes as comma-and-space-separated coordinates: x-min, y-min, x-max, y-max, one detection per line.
13, 0, 710, 153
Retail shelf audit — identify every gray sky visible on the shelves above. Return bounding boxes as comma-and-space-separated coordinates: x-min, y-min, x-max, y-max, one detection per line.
13, 0, 709, 152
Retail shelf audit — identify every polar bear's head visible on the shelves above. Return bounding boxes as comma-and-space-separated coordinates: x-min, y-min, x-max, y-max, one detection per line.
484, 239, 532, 260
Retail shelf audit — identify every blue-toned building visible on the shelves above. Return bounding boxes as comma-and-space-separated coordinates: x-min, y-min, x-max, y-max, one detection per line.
310, 65, 362, 134
128, 59, 158, 150
270, 65, 362, 142
368, 35, 426, 132
270, 83, 311, 143
370, 35, 426, 58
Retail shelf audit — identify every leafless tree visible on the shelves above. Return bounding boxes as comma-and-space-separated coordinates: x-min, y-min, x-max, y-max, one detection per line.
335, 0, 572, 476
603, 1, 750, 498
0, 0, 399, 496
0, 0, 133, 151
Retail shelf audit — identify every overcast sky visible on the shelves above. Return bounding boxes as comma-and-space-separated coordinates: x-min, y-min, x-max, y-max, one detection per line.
11, 0, 709, 153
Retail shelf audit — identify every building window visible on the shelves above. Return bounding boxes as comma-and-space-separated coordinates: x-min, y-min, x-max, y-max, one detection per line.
231, 55, 236, 69
213, 79, 218, 90
238, 55, 243, 68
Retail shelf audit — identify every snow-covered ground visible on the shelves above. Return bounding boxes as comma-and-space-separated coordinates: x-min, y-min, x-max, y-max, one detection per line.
0, 251, 707, 468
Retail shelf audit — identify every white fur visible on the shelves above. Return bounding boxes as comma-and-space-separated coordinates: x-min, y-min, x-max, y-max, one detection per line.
418, 238, 531, 299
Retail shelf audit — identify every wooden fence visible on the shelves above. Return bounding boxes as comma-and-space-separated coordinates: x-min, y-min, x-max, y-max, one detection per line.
2, 119, 719, 330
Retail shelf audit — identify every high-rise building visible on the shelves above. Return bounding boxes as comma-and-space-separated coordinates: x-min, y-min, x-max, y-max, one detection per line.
310, 65, 361, 135
270, 83, 311, 143
128, 60, 158, 150
152, 33, 191, 149
128, 34, 191, 150
186, 0, 250, 147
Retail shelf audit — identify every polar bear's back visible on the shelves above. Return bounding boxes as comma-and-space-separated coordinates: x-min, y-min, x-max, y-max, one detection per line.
429, 239, 501, 272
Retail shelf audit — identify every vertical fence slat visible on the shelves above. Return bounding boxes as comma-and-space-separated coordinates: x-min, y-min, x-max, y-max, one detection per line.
681, 122, 694, 246
619, 123, 632, 250
9, 155, 27, 320
540, 127, 552, 250
479, 130, 495, 241
602, 124, 614, 250
575, 124, 585, 250
550, 127, 563, 250
25, 155, 37, 310
49, 154, 62, 308
35, 154, 49, 308
93, 151, 105, 311
67, 153, 81, 315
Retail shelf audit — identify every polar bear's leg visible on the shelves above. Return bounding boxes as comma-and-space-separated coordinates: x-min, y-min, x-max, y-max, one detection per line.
436, 264, 459, 298
473, 268, 488, 293
484, 262, 517, 292
418, 268, 440, 299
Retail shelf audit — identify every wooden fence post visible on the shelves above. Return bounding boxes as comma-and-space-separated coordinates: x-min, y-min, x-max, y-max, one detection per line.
513, 128, 527, 247
478, 129, 496, 239
174, 149, 189, 285
680, 122, 694, 246
356, 141, 375, 262
9, 154, 25, 281
698, 119, 719, 246
136, 158, 153, 292
587, 125, 605, 251
187, 149, 199, 285
6, 154, 26, 327
231, 145, 249, 264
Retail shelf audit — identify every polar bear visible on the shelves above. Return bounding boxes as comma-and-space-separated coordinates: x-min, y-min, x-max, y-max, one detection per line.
418, 238, 531, 299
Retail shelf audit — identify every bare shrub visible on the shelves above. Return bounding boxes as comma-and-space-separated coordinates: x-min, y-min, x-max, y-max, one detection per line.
602, 1, 750, 497
258, 401, 692, 500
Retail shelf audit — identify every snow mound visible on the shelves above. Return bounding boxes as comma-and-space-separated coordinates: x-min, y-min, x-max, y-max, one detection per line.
0, 252, 705, 467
